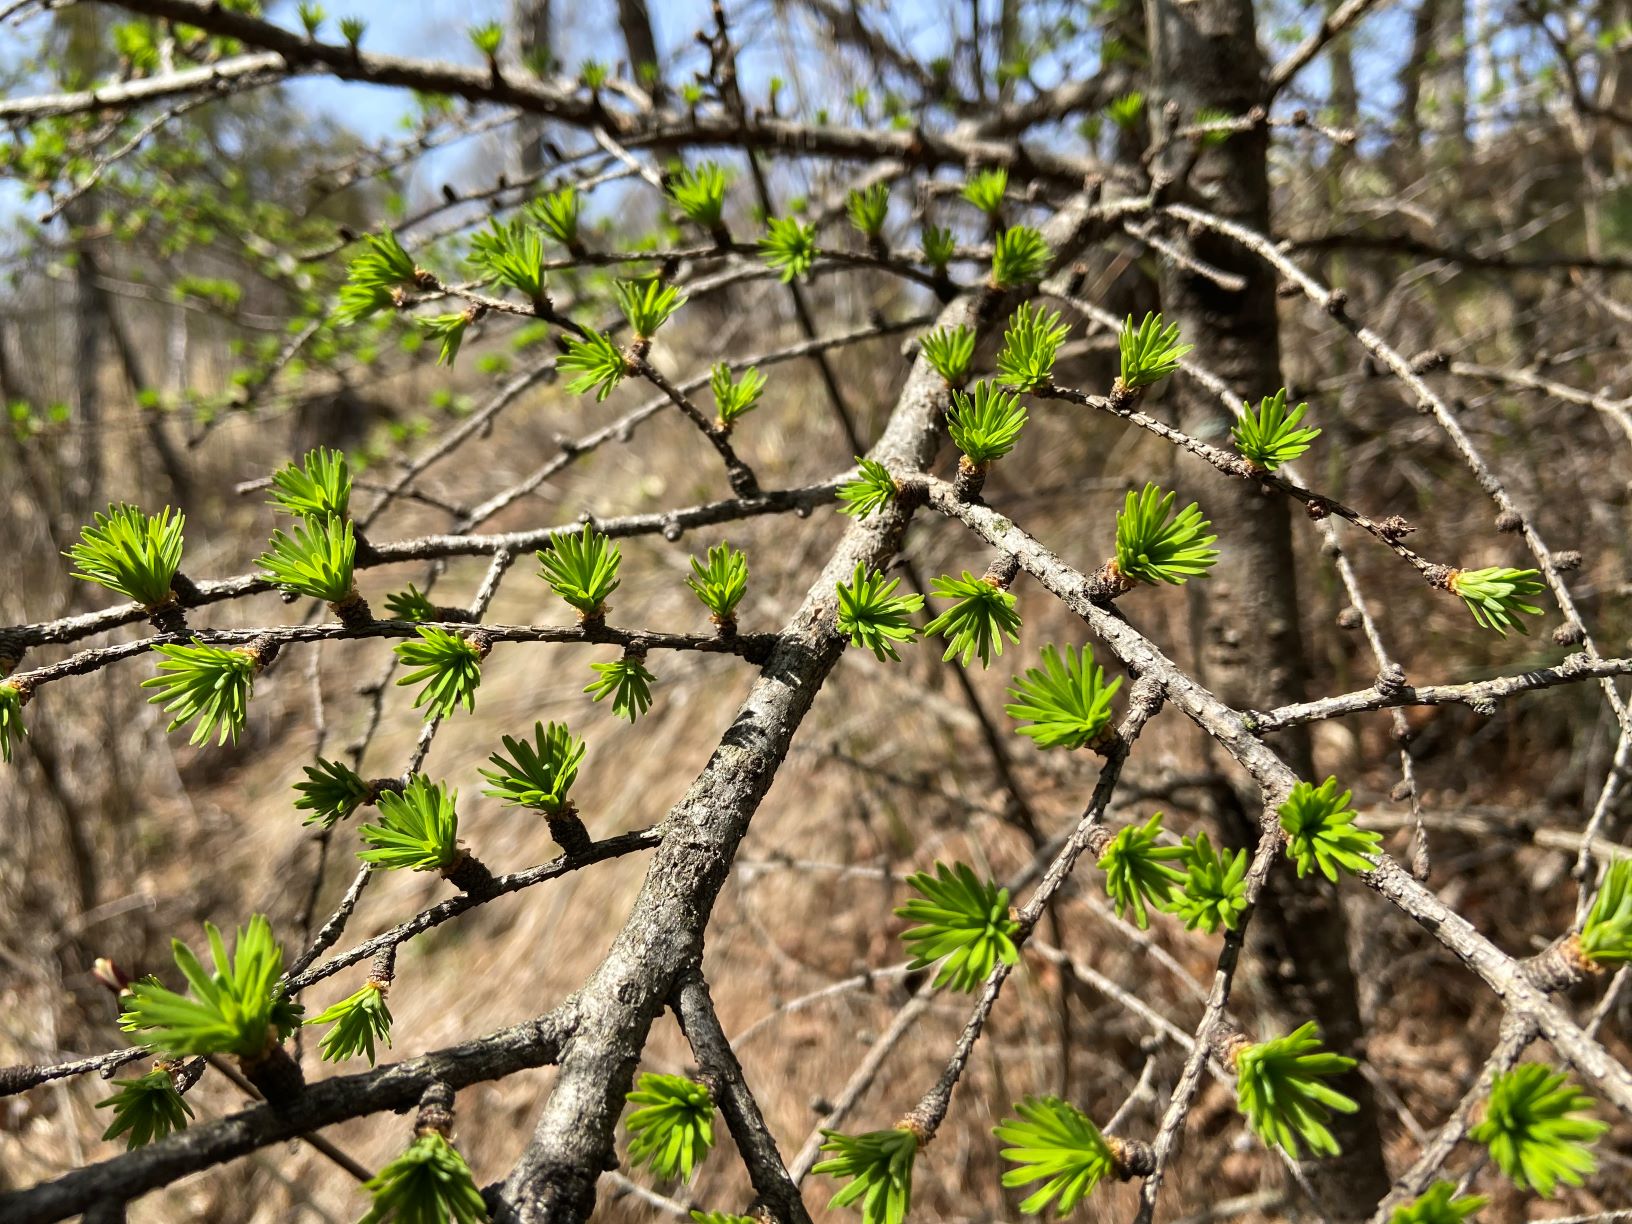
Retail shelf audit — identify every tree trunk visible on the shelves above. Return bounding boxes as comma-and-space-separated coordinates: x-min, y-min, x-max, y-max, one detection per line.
1145, 0, 1391, 1215
65, 208, 105, 524
1398, 0, 1437, 158
509, 0, 553, 181
615, 0, 661, 96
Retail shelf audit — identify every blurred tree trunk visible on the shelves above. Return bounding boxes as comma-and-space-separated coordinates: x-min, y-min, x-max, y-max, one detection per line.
510, 0, 553, 180
616, 0, 662, 96
998, 0, 1021, 102
1326, 0, 1358, 175
59, 11, 105, 524
1398, 0, 1436, 157
1145, 0, 1390, 1215
1428, 0, 1467, 150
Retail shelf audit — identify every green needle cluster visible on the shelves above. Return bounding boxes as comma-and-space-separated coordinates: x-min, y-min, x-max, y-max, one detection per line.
1096, 813, 1187, 928
359, 1132, 487, 1224
1470, 1064, 1605, 1196
585, 653, 656, 720
1005, 642, 1122, 750
814, 1127, 918, 1224
835, 563, 923, 662
837, 458, 898, 519
625, 1072, 716, 1182
308, 980, 393, 1065
1233, 1022, 1359, 1158
118, 915, 302, 1060
96, 1069, 194, 1150
923, 571, 1021, 667
1277, 777, 1382, 881
993, 1096, 1118, 1216
895, 861, 1020, 992
66, 503, 184, 610
394, 626, 486, 719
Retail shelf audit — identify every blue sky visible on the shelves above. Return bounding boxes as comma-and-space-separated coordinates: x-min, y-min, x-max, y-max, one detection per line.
0, 0, 1431, 237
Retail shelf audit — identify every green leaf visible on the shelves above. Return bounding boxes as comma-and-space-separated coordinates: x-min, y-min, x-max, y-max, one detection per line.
96, 1069, 194, 1150
1277, 777, 1382, 881
813, 1127, 917, 1224
759, 216, 817, 282
1386, 1181, 1487, 1224
308, 981, 393, 1065
895, 861, 1020, 992
142, 640, 260, 747
1005, 643, 1121, 750
690, 1213, 757, 1224
468, 216, 545, 302
528, 186, 582, 248
335, 231, 418, 325
468, 20, 503, 55
686, 542, 748, 622
559, 328, 627, 400
990, 226, 1050, 288
66, 503, 184, 608
669, 162, 730, 229
1096, 813, 1187, 928
537, 524, 621, 616
418, 310, 475, 367
293, 757, 372, 828
615, 277, 686, 339
1234, 1022, 1359, 1158
384, 583, 438, 622
1581, 857, 1632, 965
394, 626, 484, 719
269, 447, 351, 521
480, 721, 585, 815
710, 363, 767, 428
1448, 566, 1545, 636
996, 302, 1069, 392
920, 224, 956, 272
846, 182, 890, 238
0, 683, 27, 765
1113, 483, 1218, 586
360, 1132, 487, 1224
1231, 388, 1320, 470
837, 459, 897, 519
119, 915, 301, 1059
961, 167, 1008, 216
835, 563, 923, 662
923, 571, 1021, 667
257, 516, 358, 605
1117, 312, 1191, 390
585, 654, 656, 721
920, 324, 976, 386
947, 380, 1027, 465
1470, 1064, 1606, 1196
1107, 91, 1145, 130
626, 1072, 716, 1182
359, 775, 461, 873
1167, 831, 1248, 934
993, 1095, 1115, 1215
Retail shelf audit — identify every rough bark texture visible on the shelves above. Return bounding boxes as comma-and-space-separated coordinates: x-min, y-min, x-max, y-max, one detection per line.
0, 1017, 569, 1224
1145, 0, 1390, 1213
